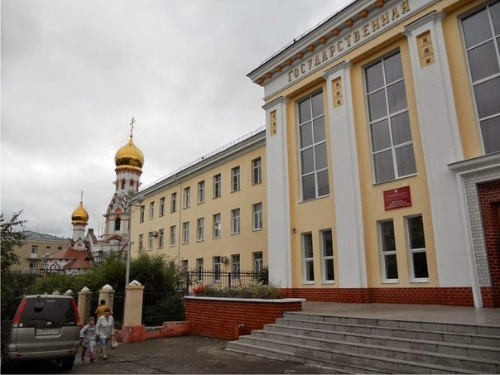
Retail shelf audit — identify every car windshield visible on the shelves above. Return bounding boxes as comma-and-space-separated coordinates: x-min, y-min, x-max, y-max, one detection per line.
18, 298, 76, 328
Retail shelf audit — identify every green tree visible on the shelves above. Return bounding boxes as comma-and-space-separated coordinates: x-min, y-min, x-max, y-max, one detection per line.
1, 211, 26, 273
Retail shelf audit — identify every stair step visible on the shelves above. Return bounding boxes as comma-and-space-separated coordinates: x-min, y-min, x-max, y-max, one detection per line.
276, 317, 500, 347
263, 323, 500, 360
227, 340, 479, 374
240, 333, 500, 373
284, 312, 500, 337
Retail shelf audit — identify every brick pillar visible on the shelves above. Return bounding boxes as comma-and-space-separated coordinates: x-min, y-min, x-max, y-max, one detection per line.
120, 281, 145, 343
78, 287, 92, 322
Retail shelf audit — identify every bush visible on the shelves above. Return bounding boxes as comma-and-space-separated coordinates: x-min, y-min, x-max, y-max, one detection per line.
192, 281, 285, 299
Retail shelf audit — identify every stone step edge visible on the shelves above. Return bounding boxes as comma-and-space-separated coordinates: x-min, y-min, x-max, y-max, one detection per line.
277, 316, 500, 340
240, 332, 500, 367
263, 323, 500, 352
227, 340, 478, 374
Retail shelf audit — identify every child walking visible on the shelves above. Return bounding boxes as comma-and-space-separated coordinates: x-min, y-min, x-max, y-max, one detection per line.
80, 317, 97, 362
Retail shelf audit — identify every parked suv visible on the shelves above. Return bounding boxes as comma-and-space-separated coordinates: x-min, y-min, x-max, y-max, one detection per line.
1, 294, 81, 370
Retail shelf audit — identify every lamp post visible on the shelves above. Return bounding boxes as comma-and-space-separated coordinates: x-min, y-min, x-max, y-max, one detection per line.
117, 186, 144, 287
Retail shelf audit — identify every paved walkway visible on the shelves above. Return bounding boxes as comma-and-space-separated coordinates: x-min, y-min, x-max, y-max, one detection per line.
301, 301, 500, 326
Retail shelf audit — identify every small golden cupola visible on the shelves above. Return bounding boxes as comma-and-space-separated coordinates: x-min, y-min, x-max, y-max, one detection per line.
114, 118, 144, 172
71, 196, 89, 225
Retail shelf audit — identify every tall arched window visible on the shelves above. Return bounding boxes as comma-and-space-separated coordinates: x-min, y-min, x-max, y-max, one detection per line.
115, 218, 121, 231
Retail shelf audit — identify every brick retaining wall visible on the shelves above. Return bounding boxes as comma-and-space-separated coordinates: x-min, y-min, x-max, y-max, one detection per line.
185, 297, 304, 340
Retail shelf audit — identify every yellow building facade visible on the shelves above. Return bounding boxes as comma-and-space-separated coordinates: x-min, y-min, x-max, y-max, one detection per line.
248, 0, 500, 307
129, 129, 267, 275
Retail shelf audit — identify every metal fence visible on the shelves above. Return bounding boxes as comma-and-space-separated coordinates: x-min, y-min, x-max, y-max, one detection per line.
184, 270, 264, 290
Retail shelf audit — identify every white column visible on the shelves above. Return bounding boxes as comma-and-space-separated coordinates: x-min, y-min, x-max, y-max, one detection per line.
263, 97, 292, 288
324, 62, 367, 288
404, 13, 473, 294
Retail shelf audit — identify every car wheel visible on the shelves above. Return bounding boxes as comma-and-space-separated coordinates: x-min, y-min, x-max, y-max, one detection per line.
61, 356, 75, 370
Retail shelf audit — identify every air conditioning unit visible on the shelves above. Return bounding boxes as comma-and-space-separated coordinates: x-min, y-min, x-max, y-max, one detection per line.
220, 256, 229, 264
152, 231, 159, 237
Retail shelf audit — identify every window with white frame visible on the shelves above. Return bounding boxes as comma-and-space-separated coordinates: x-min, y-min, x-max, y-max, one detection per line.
252, 157, 262, 185
196, 258, 204, 281
182, 222, 190, 244
462, 2, 500, 154
148, 231, 154, 250
171, 192, 177, 212
302, 233, 314, 282
31, 245, 38, 255
213, 256, 222, 281
197, 218, 204, 241
158, 228, 164, 248
183, 187, 191, 209
169, 225, 176, 247
139, 234, 144, 252
159, 197, 165, 216
253, 251, 263, 272
140, 205, 145, 223
365, 51, 416, 183
213, 174, 221, 198
321, 229, 334, 282
213, 213, 221, 238
379, 220, 398, 280
231, 208, 240, 234
231, 166, 240, 192
298, 91, 329, 201
198, 180, 205, 203
149, 201, 155, 220
252, 203, 263, 230
407, 215, 429, 280
232, 254, 240, 279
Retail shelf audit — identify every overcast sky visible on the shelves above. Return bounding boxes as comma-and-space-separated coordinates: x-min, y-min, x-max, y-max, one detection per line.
2, 0, 352, 238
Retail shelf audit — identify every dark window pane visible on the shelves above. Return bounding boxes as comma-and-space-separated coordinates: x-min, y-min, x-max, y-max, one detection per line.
317, 170, 330, 197
409, 216, 426, 248
371, 119, 391, 151
368, 90, 387, 121
387, 80, 407, 114
462, 9, 492, 48
311, 92, 324, 118
391, 112, 412, 145
366, 61, 384, 92
323, 231, 333, 256
306, 261, 315, 281
385, 254, 399, 279
300, 122, 313, 148
490, 1, 500, 35
304, 234, 313, 257
474, 77, 500, 118
302, 174, 315, 201
381, 221, 395, 252
467, 42, 500, 82
374, 150, 395, 182
384, 53, 403, 84
298, 99, 311, 123
313, 116, 325, 142
413, 252, 429, 278
301, 148, 314, 174
395, 144, 416, 177
315, 142, 328, 170
325, 258, 334, 281
481, 116, 500, 153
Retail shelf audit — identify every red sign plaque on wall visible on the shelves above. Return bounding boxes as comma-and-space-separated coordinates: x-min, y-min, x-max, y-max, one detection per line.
383, 186, 412, 211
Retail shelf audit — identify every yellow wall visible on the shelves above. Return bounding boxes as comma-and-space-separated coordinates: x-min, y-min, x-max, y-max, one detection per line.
131, 143, 267, 272
14, 236, 68, 273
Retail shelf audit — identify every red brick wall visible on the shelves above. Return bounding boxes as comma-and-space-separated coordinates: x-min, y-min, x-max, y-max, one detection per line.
478, 180, 500, 307
185, 297, 303, 340
283, 287, 475, 306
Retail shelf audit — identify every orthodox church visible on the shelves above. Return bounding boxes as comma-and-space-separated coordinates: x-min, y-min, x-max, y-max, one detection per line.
43, 122, 145, 275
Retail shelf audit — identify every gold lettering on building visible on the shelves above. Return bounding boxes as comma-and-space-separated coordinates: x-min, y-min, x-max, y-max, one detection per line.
401, 0, 410, 13
381, 12, 390, 26
315, 56, 321, 66
354, 31, 361, 42
392, 7, 400, 20
322, 50, 328, 62
372, 18, 380, 32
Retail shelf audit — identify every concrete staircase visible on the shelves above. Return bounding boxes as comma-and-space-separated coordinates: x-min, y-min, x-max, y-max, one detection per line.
226, 311, 500, 374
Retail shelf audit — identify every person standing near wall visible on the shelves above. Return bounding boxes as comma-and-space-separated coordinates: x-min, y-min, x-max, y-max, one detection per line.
95, 299, 113, 320
95, 308, 115, 359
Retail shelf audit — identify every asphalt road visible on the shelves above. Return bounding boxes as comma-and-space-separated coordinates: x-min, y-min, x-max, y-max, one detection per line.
4, 335, 333, 374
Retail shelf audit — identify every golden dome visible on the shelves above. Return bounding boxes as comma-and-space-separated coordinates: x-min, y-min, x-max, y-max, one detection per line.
71, 202, 89, 225
114, 136, 144, 171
